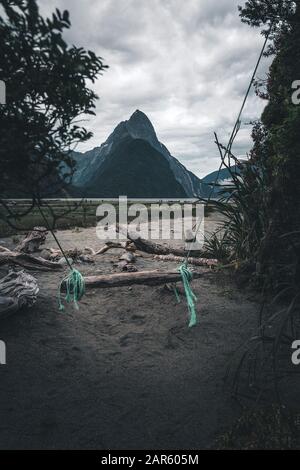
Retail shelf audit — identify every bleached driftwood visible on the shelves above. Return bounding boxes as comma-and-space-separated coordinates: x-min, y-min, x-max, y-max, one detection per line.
154, 254, 218, 267
82, 270, 203, 289
0, 270, 39, 319
0, 246, 11, 253
95, 241, 135, 255
116, 225, 201, 257
0, 250, 63, 271
49, 247, 81, 260
44, 242, 132, 261
16, 227, 48, 253
46, 247, 94, 264
84, 247, 96, 256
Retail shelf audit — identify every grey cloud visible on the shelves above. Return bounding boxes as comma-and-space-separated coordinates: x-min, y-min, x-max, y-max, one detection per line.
39, 0, 269, 177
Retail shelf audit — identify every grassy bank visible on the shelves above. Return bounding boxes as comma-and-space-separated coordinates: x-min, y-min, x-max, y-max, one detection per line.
0, 199, 214, 237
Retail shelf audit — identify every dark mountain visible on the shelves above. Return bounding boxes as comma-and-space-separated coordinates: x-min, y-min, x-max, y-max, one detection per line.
201, 166, 237, 185
201, 166, 239, 198
7, 111, 239, 200
83, 137, 187, 198
69, 110, 209, 198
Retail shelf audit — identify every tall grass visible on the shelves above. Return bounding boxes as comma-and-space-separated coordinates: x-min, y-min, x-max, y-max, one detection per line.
208, 153, 300, 404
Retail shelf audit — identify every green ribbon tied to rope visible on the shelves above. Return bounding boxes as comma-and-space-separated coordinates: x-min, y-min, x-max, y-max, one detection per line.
58, 268, 85, 311
36, 204, 86, 311
177, 263, 198, 328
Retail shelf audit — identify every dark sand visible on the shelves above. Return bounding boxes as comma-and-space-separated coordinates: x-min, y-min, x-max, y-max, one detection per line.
0, 226, 259, 449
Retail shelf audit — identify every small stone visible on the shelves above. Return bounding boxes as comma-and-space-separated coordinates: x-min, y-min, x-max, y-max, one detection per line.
122, 264, 138, 273
79, 255, 94, 264
58, 257, 74, 266
120, 252, 136, 263
40, 249, 51, 260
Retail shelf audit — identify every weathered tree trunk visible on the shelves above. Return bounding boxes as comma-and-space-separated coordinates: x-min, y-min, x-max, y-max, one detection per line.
0, 250, 63, 271
95, 241, 131, 255
133, 237, 190, 256
0, 246, 11, 253
16, 226, 48, 253
117, 225, 202, 257
83, 270, 203, 289
154, 254, 218, 267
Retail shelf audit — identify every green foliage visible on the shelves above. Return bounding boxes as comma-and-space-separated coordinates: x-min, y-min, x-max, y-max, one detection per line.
209, 163, 270, 270
0, 0, 108, 200
203, 231, 231, 261
239, 0, 297, 56
239, 0, 296, 27
211, 1, 300, 295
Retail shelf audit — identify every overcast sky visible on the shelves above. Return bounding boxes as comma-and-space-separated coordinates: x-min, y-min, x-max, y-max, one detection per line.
39, 0, 270, 178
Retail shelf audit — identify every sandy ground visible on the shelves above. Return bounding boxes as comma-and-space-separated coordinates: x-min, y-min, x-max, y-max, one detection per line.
0, 220, 260, 450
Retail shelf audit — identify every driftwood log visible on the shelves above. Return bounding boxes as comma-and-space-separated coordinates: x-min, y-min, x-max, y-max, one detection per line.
43, 242, 134, 261
0, 250, 63, 271
16, 227, 48, 253
116, 225, 202, 257
82, 270, 203, 289
133, 237, 189, 257
0, 270, 39, 319
154, 254, 218, 267
0, 246, 11, 253
48, 247, 89, 262
95, 241, 135, 255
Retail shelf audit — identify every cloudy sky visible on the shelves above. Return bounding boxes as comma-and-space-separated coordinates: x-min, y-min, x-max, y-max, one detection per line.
39, 0, 270, 178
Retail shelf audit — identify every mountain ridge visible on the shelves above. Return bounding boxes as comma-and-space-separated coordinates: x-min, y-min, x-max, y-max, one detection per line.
69, 110, 230, 198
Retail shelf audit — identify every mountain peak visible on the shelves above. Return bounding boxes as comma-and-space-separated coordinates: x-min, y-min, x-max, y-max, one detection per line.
69, 110, 207, 197
129, 109, 150, 122
125, 110, 157, 143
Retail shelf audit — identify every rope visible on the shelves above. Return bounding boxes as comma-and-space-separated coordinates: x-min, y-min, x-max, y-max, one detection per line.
31, 25, 273, 320
178, 263, 198, 328
177, 22, 274, 325
37, 203, 73, 270
223, 23, 273, 167
58, 268, 85, 311
186, 21, 273, 263
37, 202, 85, 310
